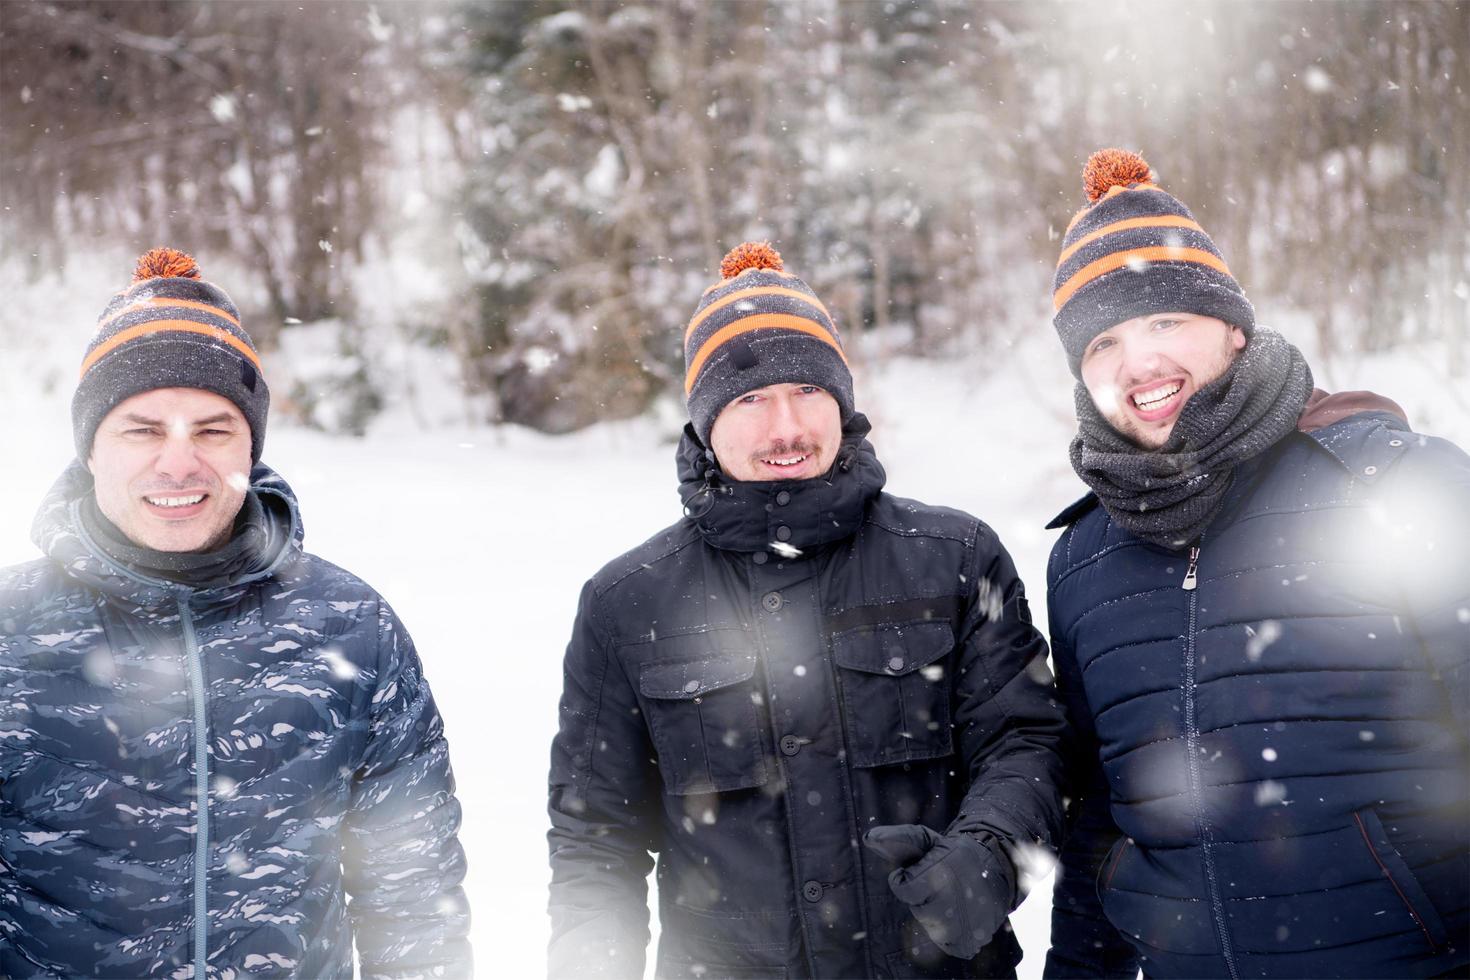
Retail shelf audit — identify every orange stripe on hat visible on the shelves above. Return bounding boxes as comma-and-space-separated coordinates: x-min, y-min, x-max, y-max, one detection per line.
700, 266, 799, 297
1103, 181, 1159, 200
96, 296, 242, 334
80, 319, 263, 379
1053, 246, 1232, 311
1055, 215, 1206, 268
685, 285, 833, 343
684, 314, 847, 394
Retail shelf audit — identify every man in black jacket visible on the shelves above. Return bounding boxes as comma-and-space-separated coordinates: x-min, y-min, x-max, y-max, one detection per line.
547, 242, 1068, 979
1042, 151, 1470, 978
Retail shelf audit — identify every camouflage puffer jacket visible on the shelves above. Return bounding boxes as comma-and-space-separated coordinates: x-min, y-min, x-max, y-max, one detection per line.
0, 462, 470, 979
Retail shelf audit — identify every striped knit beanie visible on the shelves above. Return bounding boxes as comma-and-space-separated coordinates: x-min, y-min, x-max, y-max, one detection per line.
1052, 149, 1255, 376
73, 247, 269, 463
684, 242, 854, 445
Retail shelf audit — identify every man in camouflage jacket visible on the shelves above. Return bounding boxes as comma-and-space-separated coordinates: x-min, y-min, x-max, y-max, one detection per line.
0, 249, 471, 978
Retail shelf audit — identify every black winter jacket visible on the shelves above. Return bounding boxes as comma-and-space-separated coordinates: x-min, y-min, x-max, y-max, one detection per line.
1043, 410, 1470, 979
547, 418, 1067, 979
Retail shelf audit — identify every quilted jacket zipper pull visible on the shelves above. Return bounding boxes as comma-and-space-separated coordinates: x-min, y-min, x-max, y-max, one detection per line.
1182, 546, 1200, 591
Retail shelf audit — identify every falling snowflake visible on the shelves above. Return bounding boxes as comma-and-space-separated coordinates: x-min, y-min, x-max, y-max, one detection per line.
1244, 620, 1282, 662
1254, 780, 1287, 806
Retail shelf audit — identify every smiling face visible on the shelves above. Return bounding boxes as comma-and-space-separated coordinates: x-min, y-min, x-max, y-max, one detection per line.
87, 387, 252, 553
1080, 312, 1247, 449
709, 382, 842, 482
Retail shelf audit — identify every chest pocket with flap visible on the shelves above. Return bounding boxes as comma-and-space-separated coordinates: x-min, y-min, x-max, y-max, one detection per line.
638, 652, 769, 796
832, 619, 955, 768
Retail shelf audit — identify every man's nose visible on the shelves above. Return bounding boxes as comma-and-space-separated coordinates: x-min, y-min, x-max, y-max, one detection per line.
767, 395, 804, 441
1119, 336, 1163, 384
154, 435, 200, 482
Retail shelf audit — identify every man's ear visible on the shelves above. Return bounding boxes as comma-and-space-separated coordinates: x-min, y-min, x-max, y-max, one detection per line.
1231, 326, 1248, 351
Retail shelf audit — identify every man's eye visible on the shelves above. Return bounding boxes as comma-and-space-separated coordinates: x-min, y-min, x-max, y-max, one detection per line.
797, 385, 820, 394
124, 428, 158, 437
199, 428, 232, 437
1088, 338, 1113, 355
1152, 319, 1181, 330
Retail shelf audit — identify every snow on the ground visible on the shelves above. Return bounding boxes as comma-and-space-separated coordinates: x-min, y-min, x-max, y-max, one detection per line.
2, 315, 1466, 978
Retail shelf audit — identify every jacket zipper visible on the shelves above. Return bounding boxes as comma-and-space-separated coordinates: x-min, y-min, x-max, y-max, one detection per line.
1179, 541, 1238, 979
180, 598, 210, 978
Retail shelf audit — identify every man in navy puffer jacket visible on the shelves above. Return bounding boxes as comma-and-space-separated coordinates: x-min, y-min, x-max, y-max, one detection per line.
0, 249, 471, 978
1042, 151, 1469, 979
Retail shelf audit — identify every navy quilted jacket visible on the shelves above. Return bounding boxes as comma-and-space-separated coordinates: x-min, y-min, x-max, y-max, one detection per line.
548, 420, 1067, 979
1043, 411, 1470, 979
0, 462, 470, 979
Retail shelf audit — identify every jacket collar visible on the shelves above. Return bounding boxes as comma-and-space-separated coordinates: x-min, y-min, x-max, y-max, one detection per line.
676, 413, 886, 556
31, 459, 304, 611
1297, 388, 1408, 433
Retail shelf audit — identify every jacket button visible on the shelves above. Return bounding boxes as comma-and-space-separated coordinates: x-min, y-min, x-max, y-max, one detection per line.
780, 734, 802, 756
775, 525, 792, 541
683, 680, 701, 694
802, 880, 823, 902
776, 490, 791, 506
888, 656, 904, 672
752, 551, 768, 565
762, 591, 784, 612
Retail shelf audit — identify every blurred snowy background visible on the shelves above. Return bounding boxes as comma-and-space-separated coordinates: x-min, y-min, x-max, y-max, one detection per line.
2, 2, 1468, 977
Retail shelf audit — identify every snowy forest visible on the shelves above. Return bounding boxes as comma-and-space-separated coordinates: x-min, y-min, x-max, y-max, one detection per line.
4, 1, 1469, 433
2, 2, 1469, 978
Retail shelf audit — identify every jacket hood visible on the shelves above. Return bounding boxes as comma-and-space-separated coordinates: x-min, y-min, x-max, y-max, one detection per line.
1297, 387, 1409, 432
30, 459, 304, 610
676, 412, 886, 555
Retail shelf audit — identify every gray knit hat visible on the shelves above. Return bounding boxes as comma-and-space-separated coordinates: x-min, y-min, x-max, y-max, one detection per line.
684, 242, 854, 445
73, 247, 269, 462
1052, 149, 1256, 377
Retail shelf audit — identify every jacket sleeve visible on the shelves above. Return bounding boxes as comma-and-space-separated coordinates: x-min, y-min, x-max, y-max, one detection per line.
546, 580, 661, 980
943, 522, 1069, 907
1386, 432, 1470, 737
1043, 544, 1139, 980
343, 601, 472, 980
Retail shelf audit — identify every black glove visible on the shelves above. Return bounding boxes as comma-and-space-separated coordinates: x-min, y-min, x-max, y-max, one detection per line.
863, 823, 1014, 960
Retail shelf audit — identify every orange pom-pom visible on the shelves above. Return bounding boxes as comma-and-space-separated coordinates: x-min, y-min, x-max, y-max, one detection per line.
132, 247, 201, 283
719, 241, 783, 280
1082, 149, 1153, 203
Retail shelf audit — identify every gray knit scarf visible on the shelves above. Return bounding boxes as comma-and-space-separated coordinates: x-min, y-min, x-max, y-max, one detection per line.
1070, 328, 1313, 550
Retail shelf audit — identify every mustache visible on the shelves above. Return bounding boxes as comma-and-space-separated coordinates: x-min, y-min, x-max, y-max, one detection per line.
748, 439, 819, 462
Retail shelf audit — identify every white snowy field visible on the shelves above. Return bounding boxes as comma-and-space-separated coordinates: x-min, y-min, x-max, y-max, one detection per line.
2, 318, 1468, 978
